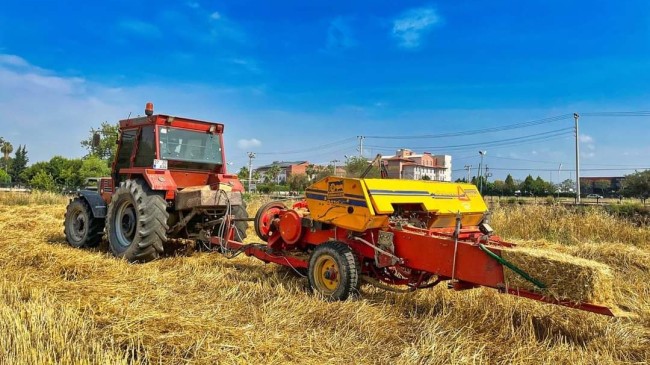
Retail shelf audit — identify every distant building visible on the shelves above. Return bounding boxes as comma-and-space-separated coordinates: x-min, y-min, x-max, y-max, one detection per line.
382, 149, 452, 181
255, 161, 309, 183
580, 176, 625, 196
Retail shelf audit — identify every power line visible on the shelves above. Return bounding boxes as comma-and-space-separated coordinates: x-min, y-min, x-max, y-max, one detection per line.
255, 137, 357, 155
365, 128, 573, 151
365, 114, 573, 140
486, 167, 650, 172
581, 111, 650, 117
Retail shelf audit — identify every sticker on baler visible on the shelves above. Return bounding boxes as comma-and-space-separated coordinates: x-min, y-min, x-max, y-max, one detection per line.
327, 180, 344, 199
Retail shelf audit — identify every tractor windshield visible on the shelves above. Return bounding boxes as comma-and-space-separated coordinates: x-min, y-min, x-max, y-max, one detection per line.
159, 127, 223, 166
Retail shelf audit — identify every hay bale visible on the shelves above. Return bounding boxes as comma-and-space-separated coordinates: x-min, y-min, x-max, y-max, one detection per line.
501, 246, 615, 305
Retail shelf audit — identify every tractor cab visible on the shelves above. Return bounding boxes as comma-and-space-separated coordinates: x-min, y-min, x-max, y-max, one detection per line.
98, 103, 243, 204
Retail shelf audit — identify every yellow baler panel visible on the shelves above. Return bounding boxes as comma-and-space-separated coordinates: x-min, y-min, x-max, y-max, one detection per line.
362, 179, 488, 224
305, 177, 389, 232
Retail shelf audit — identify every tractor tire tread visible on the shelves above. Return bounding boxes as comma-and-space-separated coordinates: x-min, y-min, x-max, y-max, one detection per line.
64, 196, 105, 248
106, 179, 169, 263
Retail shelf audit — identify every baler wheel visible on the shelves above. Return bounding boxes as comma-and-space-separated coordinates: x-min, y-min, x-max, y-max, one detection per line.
64, 196, 104, 248
106, 179, 169, 263
308, 242, 360, 301
254, 201, 286, 242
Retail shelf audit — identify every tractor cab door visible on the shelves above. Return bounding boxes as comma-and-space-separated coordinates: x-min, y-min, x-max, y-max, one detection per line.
114, 129, 137, 184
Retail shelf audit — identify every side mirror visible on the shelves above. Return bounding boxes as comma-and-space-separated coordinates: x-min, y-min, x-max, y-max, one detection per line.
92, 133, 101, 148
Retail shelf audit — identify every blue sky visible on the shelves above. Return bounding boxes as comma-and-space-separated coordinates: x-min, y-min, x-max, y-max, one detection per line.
0, 0, 649, 181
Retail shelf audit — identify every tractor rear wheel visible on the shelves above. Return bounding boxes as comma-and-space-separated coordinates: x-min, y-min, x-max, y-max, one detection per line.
308, 242, 360, 301
106, 179, 169, 263
64, 196, 104, 248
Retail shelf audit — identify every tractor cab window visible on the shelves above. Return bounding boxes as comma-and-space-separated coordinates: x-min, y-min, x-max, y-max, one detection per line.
159, 127, 223, 166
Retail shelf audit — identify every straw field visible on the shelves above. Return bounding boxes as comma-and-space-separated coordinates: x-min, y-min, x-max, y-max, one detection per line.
0, 192, 649, 364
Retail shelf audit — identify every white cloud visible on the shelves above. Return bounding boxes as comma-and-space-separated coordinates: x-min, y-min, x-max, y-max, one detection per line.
210, 12, 221, 20
0, 54, 30, 68
0, 53, 265, 164
579, 134, 596, 156
579, 134, 594, 143
237, 138, 262, 149
392, 6, 441, 48
326, 17, 356, 51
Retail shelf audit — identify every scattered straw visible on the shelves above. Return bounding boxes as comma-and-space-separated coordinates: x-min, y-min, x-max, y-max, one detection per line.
0, 199, 648, 364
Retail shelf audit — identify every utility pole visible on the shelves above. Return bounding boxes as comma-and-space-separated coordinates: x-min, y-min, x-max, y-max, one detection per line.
485, 165, 492, 191
357, 136, 365, 157
557, 163, 562, 198
478, 151, 487, 194
331, 159, 340, 177
247, 152, 256, 192
574, 113, 581, 204
464, 165, 472, 182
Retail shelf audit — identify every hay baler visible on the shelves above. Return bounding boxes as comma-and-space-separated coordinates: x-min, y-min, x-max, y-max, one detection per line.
217, 177, 615, 316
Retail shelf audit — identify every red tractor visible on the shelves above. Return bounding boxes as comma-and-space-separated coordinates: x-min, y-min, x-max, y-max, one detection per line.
64, 103, 248, 262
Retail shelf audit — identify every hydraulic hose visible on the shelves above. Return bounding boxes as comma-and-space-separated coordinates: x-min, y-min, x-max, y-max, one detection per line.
479, 244, 546, 289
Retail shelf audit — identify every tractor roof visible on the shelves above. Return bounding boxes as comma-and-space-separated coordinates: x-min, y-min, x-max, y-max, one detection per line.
119, 114, 225, 133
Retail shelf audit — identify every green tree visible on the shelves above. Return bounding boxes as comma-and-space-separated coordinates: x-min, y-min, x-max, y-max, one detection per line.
520, 175, 535, 196
0, 168, 10, 185
306, 164, 318, 181
421, 175, 431, 181
10, 145, 28, 185
559, 179, 575, 194
81, 121, 119, 164
287, 173, 309, 191
534, 176, 547, 196
30, 170, 56, 192
79, 156, 111, 180
264, 165, 282, 184
593, 180, 612, 196
622, 170, 650, 202
20, 161, 50, 185
237, 166, 250, 181
59, 158, 84, 189
504, 174, 516, 195
313, 165, 335, 182
345, 156, 378, 178
1, 140, 13, 171
492, 180, 506, 196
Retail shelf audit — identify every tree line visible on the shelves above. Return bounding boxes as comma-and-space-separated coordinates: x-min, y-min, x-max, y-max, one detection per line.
0, 124, 114, 192
460, 171, 650, 201
2, 122, 649, 200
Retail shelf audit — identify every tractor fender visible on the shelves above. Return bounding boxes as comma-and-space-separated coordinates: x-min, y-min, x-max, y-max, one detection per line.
142, 169, 177, 200
76, 190, 108, 219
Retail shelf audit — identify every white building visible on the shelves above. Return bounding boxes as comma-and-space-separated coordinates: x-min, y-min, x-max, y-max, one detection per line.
382, 149, 452, 182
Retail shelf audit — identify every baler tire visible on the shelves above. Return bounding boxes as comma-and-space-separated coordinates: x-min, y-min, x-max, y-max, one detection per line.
308, 242, 360, 301
232, 202, 249, 243
64, 196, 104, 248
106, 179, 169, 263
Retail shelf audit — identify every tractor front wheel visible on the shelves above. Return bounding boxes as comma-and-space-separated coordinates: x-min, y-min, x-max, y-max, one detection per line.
106, 179, 169, 263
308, 242, 360, 301
64, 196, 104, 248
